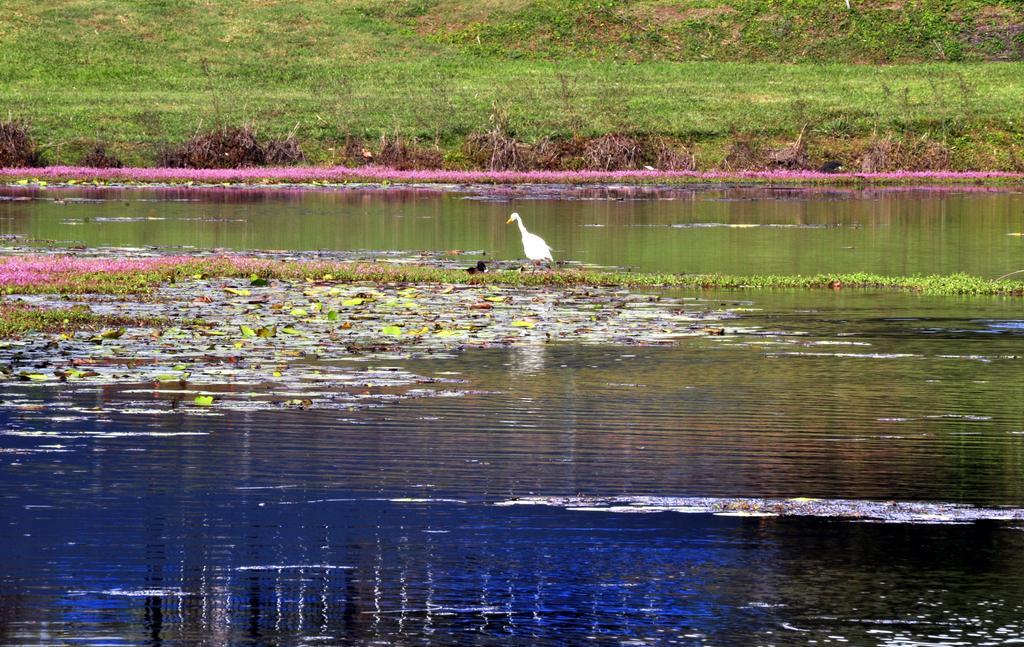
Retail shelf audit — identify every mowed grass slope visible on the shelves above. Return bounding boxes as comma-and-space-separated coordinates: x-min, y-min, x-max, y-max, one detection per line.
1, 1, 1023, 168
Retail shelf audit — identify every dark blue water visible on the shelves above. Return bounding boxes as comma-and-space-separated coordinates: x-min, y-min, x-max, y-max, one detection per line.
4, 185, 1024, 645
5, 293, 1024, 645
4, 486, 1023, 645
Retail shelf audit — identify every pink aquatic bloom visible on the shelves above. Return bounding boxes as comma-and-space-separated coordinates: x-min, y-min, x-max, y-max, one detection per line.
0, 254, 366, 288
0, 165, 1022, 186
0, 255, 193, 286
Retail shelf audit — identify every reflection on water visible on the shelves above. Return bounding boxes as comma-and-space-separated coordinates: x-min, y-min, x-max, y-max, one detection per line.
3, 290, 1024, 644
4, 184, 1024, 644
2, 184, 1024, 275
4, 500, 1023, 645
509, 342, 548, 374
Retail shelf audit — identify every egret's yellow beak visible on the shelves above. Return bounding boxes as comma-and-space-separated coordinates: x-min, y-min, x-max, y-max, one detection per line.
505, 216, 514, 224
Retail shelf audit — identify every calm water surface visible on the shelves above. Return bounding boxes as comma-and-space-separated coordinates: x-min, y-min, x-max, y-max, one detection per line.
2, 185, 1024, 645
1, 184, 1024, 275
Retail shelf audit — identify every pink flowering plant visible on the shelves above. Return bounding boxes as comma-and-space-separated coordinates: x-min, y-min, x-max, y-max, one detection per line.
3, 254, 1024, 298
1, 165, 1022, 187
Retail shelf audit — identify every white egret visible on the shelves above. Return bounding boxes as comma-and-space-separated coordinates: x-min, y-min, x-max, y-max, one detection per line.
506, 212, 553, 269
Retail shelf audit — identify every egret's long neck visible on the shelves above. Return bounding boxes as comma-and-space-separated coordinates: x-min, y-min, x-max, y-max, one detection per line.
515, 218, 528, 237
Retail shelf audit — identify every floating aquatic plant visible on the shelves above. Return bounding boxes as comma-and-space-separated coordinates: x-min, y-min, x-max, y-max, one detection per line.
2, 255, 1024, 297
0, 301, 159, 338
0, 266, 738, 417
4, 250, 1023, 422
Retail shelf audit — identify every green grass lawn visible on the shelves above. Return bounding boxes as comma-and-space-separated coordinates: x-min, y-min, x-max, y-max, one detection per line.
1, 1, 1023, 168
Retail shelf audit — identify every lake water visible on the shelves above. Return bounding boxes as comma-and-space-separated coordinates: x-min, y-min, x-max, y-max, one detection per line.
2, 184, 1024, 645
2, 184, 1024, 275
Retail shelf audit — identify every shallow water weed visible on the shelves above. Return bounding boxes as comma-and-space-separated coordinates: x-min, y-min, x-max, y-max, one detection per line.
0, 301, 159, 338
5, 254, 1024, 297
4, 251, 1023, 417
0, 273, 737, 417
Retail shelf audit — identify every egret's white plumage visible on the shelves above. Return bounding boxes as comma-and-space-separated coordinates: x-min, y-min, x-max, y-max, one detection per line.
506, 212, 553, 264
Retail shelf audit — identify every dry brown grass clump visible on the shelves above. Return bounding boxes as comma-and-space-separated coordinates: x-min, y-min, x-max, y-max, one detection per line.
724, 128, 810, 171
0, 120, 43, 167
465, 131, 695, 172
577, 135, 694, 171
158, 125, 266, 168
531, 137, 586, 170
79, 143, 123, 168
582, 134, 649, 170
723, 133, 768, 170
265, 135, 305, 165
157, 125, 306, 168
339, 135, 373, 167
374, 132, 443, 170
465, 131, 531, 170
335, 133, 440, 169
465, 131, 530, 170
767, 127, 808, 169
1008, 147, 1024, 173
465, 106, 531, 171
859, 138, 896, 172
652, 137, 696, 171
859, 135, 952, 172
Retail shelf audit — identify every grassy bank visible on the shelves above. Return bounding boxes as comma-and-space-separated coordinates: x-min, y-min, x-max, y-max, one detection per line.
1, 2, 1023, 170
